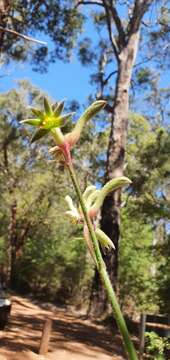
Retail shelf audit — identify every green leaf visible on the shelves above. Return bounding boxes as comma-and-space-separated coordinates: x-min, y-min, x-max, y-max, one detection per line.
20, 118, 42, 126
44, 97, 52, 116
31, 128, 50, 143
53, 100, 65, 117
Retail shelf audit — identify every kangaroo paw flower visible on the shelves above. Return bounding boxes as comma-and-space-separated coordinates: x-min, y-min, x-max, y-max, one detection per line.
65, 100, 106, 147
95, 228, 115, 250
20, 97, 73, 144
89, 176, 132, 217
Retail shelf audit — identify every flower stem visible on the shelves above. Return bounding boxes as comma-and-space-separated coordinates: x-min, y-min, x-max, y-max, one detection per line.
67, 163, 138, 360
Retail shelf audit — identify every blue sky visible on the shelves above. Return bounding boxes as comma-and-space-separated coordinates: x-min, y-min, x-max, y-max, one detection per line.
1, 52, 93, 104
0, 7, 96, 105
1, 4, 169, 110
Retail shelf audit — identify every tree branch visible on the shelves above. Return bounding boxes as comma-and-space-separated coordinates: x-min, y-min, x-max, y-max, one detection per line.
0, 27, 47, 45
102, 0, 119, 61
128, 0, 153, 35
103, 70, 117, 85
133, 53, 155, 69
75, 0, 103, 7
107, 0, 126, 46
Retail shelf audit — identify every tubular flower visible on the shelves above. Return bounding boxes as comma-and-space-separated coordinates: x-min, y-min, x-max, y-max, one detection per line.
65, 176, 131, 251
65, 100, 106, 147
21, 97, 106, 165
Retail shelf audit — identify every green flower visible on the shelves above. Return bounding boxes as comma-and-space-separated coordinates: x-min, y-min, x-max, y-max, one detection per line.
20, 97, 73, 143
65, 176, 131, 250
21, 97, 106, 164
21, 97, 106, 146
65, 100, 107, 147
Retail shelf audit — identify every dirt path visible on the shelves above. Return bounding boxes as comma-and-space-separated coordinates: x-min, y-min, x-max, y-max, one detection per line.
0, 295, 126, 360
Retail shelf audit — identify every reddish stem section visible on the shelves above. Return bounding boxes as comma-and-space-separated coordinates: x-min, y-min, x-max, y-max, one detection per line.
60, 142, 72, 165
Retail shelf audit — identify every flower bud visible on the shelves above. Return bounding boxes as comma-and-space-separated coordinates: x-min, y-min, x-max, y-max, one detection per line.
82, 185, 96, 201
86, 189, 100, 210
65, 195, 80, 223
65, 100, 106, 147
95, 228, 115, 250
90, 177, 131, 214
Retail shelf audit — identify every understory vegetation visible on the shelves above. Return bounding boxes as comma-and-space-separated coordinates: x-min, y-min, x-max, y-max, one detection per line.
0, 81, 169, 317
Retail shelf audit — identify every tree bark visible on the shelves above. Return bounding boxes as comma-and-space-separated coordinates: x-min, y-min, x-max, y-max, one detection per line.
90, 31, 140, 317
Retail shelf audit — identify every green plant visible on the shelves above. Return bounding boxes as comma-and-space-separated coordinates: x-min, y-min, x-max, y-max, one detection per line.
21, 97, 138, 360
145, 331, 170, 359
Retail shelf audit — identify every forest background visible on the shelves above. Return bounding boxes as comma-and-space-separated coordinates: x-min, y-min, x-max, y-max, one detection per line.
0, 0, 170, 321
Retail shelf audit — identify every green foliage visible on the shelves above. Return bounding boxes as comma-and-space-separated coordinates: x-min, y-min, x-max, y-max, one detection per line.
0, 81, 97, 300
119, 113, 170, 313
17, 218, 91, 301
145, 331, 170, 359
136, 68, 152, 85
119, 208, 159, 313
126, 113, 170, 222
1, 1, 84, 72
0, 78, 169, 319
157, 234, 170, 313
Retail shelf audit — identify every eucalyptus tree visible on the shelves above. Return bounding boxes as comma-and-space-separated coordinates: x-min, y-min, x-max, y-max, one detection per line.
0, 0, 83, 72
73, 0, 170, 314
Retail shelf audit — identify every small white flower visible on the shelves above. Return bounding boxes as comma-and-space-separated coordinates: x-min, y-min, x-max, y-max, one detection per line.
65, 195, 80, 223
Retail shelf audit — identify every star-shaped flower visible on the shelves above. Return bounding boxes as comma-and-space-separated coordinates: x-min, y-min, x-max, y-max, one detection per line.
21, 97, 106, 164
20, 97, 73, 143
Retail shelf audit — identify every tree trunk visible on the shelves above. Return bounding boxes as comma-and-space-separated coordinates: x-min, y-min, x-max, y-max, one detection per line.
8, 201, 17, 288
90, 31, 140, 317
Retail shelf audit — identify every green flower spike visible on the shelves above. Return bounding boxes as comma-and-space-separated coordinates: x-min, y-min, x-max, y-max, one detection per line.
65, 191, 114, 251
65, 100, 106, 147
65, 177, 131, 223
21, 98, 106, 165
65, 176, 131, 251
89, 176, 132, 218
20, 97, 73, 144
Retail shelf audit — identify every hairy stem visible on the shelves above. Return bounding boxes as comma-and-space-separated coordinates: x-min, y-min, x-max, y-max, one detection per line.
67, 163, 138, 360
